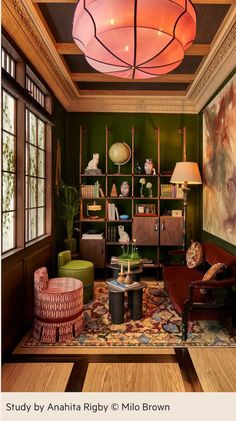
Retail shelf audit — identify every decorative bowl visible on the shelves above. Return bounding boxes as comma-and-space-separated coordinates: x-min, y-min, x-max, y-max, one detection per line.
119, 214, 129, 220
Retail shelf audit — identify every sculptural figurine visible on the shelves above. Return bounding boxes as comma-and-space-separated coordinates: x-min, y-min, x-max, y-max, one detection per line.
144, 158, 156, 175
118, 225, 130, 243
120, 181, 130, 197
86, 153, 100, 170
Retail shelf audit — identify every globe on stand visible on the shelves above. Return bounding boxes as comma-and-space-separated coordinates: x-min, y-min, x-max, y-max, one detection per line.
109, 142, 131, 174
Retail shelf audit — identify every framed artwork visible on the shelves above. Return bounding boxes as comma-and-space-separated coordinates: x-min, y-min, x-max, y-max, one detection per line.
203, 73, 236, 245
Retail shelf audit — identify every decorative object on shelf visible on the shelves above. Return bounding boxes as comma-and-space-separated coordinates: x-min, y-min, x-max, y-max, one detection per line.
136, 204, 156, 215
108, 142, 131, 173
171, 162, 202, 251
120, 180, 130, 197
58, 183, 80, 253
85, 153, 102, 175
72, 1, 196, 79
135, 162, 142, 174
86, 201, 102, 219
139, 177, 146, 197
118, 225, 130, 243
110, 183, 118, 197
144, 158, 156, 175
171, 210, 182, 217
81, 182, 100, 198
146, 182, 153, 197
120, 214, 129, 220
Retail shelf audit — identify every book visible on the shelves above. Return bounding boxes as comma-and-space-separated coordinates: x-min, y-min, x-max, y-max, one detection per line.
107, 279, 139, 291
108, 203, 115, 220
99, 187, 105, 197
115, 206, 119, 220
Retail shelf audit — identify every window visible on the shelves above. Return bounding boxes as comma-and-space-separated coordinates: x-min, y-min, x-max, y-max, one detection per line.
26, 75, 45, 108
1, 48, 16, 78
25, 110, 46, 243
1, 38, 52, 256
1, 90, 17, 253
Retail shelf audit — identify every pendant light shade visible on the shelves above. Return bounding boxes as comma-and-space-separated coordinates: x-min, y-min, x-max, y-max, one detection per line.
72, 0, 197, 79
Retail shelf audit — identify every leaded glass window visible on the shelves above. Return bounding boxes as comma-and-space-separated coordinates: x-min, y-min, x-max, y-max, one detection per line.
1, 90, 17, 252
25, 109, 46, 242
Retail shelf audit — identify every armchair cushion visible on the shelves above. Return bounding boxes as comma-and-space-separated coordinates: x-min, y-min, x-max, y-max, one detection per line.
186, 241, 203, 268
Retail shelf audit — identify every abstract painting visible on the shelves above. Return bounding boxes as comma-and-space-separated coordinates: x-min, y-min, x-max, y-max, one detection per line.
203, 73, 236, 245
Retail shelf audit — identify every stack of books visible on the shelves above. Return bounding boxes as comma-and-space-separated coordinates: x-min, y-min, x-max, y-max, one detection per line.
107, 226, 117, 242
107, 279, 139, 291
160, 184, 183, 198
82, 232, 104, 240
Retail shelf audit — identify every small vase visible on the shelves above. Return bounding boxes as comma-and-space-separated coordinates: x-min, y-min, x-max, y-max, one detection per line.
144, 158, 154, 175
120, 181, 130, 197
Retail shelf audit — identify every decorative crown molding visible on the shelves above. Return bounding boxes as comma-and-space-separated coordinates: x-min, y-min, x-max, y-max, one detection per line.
2, 0, 79, 109
2, 1, 236, 114
188, 6, 236, 111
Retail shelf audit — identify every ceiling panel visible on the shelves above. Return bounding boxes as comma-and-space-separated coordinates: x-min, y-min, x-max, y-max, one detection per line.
76, 82, 190, 91
35, 2, 232, 98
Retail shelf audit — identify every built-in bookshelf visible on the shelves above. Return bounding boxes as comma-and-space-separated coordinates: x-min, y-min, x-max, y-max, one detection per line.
79, 126, 184, 270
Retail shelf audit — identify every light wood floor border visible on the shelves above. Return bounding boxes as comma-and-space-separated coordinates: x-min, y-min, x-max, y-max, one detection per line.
8, 350, 201, 392
189, 348, 236, 392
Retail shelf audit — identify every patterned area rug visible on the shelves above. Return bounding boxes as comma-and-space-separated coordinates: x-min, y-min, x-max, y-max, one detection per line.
24, 281, 236, 347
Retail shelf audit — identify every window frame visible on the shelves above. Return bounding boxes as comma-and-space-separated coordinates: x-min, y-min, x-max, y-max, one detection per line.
1, 38, 52, 258
1, 88, 17, 254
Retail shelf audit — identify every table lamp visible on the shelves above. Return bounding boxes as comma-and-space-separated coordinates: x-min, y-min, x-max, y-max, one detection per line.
170, 162, 202, 251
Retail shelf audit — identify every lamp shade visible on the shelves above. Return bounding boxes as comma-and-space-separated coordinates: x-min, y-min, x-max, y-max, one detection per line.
72, 0, 196, 79
170, 162, 202, 184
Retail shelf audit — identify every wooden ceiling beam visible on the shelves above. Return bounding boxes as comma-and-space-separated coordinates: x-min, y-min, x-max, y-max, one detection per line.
79, 90, 186, 96
32, 0, 236, 4
56, 43, 211, 56
71, 73, 195, 83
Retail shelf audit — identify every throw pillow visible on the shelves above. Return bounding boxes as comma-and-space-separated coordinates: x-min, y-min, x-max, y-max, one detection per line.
200, 262, 226, 295
186, 241, 203, 268
202, 262, 226, 281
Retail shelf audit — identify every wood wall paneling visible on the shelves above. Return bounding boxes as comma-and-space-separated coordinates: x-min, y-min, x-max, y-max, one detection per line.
2, 261, 25, 355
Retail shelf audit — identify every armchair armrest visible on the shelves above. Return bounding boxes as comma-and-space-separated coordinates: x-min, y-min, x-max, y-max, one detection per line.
190, 277, 236, 289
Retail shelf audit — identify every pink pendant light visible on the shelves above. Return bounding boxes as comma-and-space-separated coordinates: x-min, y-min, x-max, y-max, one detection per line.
72, 0, 196, 79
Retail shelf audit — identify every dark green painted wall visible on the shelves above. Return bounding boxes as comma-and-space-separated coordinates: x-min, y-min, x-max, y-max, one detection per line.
67, 112, 200, 245
59, 73, 236, 257
52, 98, 68, 261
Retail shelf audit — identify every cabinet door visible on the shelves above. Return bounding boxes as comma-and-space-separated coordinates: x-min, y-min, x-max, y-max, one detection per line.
132, 216, 158, 245
160, 216, 183, 246
80, 239, 105, 268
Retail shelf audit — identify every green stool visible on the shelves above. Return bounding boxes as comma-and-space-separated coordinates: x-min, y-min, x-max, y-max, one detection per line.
58, 250, 94, 303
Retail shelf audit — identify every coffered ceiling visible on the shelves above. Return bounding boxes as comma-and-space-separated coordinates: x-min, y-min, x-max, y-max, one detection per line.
2, 0, 236, 113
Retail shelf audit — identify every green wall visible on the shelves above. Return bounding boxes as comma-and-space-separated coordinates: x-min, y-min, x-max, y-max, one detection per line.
52, 97, 68, 260
60, 78, 236, 257
67, 112, 200, 245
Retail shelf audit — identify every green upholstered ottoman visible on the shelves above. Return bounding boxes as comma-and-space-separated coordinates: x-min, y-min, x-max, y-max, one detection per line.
58, 251, 94, 303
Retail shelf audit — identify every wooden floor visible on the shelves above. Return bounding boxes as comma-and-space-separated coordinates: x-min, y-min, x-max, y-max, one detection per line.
2, 277, 236, 393
2, 347, 236, 392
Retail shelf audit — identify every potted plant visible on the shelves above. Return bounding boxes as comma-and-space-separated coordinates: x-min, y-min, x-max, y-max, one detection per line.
59, 183, 80, 253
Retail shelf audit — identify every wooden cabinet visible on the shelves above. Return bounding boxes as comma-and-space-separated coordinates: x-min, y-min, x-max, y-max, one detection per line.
160, 216, 183, 246
132, 216, 158, 245
80, 239, 105, 268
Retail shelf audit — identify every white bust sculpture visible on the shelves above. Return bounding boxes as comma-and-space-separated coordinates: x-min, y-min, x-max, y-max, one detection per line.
86, 153, 100, 170
118, 225, 130, 243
